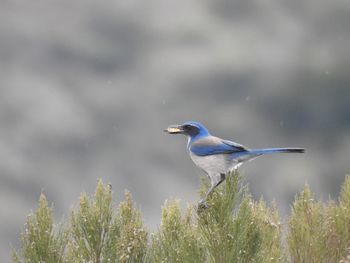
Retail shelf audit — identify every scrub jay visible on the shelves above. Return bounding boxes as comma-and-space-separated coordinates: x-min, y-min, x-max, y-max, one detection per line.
164, 121, 304, 207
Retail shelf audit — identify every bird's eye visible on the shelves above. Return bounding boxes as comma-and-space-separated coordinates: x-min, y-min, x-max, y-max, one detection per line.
184, 125, 192, 129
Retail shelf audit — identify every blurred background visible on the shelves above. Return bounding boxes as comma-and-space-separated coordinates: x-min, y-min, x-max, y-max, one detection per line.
1, 0, 350, 260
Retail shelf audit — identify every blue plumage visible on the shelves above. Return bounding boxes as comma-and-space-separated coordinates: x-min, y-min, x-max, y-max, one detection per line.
189, 136, 247, 156
165, 121, 304, 207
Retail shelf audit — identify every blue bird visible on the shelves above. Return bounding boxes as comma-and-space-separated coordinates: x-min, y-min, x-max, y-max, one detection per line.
164, 121, 304, 207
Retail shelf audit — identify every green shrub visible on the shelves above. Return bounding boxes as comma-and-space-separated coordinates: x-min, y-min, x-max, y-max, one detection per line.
197, 173, 282, 263
146, 200, 205, 262
286, 185, 327, 262
13, 180, 147, 263
12, 174, 350, 263
287, 175, 350, 263
147, 172, 282, 263
67, 180, 148, 263
12, 193, 67, 263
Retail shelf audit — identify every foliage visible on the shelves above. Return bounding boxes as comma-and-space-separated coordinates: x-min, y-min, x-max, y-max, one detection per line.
196, 173, 282, 263
13, 174, 350, 263
146, 200, 205, 262
147, 172, 282, 263
12, 193, 67, 263
287, 175, 350, 263
13, 180, 147, 263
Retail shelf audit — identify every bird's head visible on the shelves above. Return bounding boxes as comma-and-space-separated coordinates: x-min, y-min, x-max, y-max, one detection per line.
164, 121, 210, 139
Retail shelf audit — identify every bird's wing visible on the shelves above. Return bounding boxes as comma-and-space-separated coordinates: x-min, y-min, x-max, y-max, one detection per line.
190, 136, 249, 156
221, 139, 249, 152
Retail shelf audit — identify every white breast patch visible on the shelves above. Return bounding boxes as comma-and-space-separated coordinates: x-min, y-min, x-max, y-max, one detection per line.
189, 152, 239, 175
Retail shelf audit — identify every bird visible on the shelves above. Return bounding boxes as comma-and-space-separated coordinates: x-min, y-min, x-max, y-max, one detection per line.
164, 121, 304, 207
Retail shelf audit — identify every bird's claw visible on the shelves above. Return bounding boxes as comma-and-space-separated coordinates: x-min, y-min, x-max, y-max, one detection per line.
197, 199, 209, 210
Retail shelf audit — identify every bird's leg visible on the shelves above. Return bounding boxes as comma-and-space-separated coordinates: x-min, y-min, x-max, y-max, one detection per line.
206, 173, 226, 198
198, 173, 226, 208
216, 173, 226, 187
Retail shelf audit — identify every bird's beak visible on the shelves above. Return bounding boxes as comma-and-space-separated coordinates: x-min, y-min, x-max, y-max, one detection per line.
164, 125, 184, 134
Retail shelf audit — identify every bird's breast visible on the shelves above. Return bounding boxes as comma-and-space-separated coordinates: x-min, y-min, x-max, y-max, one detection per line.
189, 152, 237, 175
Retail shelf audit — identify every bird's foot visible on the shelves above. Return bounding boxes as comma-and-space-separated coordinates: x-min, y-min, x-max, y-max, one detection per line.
197, 199, 209, 210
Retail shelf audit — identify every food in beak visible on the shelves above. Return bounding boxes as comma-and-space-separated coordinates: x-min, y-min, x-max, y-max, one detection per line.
164, 126, 182, 134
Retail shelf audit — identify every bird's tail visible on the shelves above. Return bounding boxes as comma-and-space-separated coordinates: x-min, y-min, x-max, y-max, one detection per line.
249, 148, 305, 155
